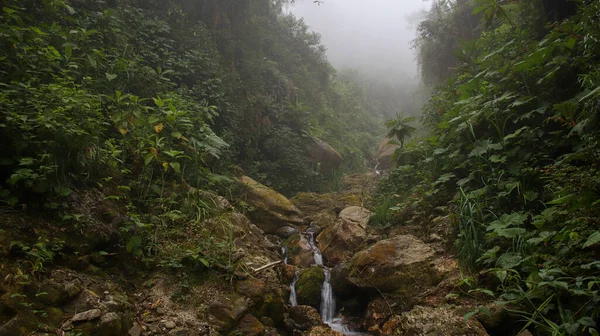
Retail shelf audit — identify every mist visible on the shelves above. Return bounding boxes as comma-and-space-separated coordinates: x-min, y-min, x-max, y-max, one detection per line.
287, 0, 430, 118
288, 0, 428, 79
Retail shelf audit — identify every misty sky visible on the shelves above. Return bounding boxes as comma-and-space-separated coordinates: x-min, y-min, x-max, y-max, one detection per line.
287, 0, 428, 78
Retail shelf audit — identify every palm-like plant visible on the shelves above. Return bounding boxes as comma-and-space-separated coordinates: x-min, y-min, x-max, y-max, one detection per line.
385, 113, 416, 148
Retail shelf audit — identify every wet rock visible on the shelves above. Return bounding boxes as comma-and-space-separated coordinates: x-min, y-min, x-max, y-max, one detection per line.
317, 207, 370, 264
276, 226, 300, 238
282, 234, 315, 267
296, 267, 325, 309
305, 136, 343, 173
238, 176, 304, 233
348, 235, 441, 296
71, 308, 102, 323
282, 264, 298, 283
236, 314, 265, 336
288, 305, 323, 329
329, 263, 359, 297
380, 305, 488, 336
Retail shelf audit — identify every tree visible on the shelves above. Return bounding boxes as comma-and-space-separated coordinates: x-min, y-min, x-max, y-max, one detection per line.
385, 114, 416, 148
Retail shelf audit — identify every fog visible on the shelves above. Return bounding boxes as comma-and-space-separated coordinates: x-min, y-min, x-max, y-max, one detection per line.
288, 0, 428, 79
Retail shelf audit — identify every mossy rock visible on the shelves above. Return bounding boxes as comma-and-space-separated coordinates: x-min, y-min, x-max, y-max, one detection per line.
238, 176, 304, 233
258, 292, 286, 327
296, 266, 325, 309
231, 314, 265, 336
44, 307, 64, 326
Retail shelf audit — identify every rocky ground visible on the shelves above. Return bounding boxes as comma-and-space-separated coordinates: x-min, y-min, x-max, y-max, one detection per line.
0, 171, 516, 336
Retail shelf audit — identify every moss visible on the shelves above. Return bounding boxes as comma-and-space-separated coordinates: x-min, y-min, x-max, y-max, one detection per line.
44, 307, 64, 326
296, 266, 325, 309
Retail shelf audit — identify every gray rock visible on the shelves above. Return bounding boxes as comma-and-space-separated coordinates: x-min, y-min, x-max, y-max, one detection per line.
275, 225, 299, 238
128, 323, 142, 336
381, 305, 488, 336
98, 312, 122, 335
71, 308, 102, 323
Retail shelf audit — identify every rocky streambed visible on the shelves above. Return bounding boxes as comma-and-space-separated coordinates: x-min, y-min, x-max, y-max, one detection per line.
0, 173, 506, 335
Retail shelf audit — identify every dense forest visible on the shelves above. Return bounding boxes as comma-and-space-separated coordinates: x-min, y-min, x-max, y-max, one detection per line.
377, 0, 600, 334
1, 0, 600, 335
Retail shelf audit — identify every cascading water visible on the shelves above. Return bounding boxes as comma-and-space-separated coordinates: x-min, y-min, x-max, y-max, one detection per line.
289, 270, 299, 306
285, 231, 365, 335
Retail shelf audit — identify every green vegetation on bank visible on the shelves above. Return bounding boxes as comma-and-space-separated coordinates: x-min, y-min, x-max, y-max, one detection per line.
378, 1, 600, 334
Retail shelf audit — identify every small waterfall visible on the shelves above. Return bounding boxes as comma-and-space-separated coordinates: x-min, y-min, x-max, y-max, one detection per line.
289, 270, 299, 306
320, 267, 335, 323
285, 231, 365, 335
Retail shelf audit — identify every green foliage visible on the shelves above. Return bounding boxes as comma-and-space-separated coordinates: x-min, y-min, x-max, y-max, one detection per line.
380, 0, 600, 333
385, 114, 417, 148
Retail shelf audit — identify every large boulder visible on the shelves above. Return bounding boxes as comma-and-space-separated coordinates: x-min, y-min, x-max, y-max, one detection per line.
348, 235, 443, 296
380, 305, 488, 336
283, 234, 315, 267
377, 138, 399, 170
238, 176, 304, 233
305, 137, 343, 173
296, 267, 325, 309
317, 207, 370, 264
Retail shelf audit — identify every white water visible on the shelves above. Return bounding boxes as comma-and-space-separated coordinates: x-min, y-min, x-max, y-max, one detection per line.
285, 231, 364, 335
289, 270, 299, 306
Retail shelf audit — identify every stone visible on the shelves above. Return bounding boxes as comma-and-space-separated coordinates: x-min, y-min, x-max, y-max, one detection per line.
238, 176, 304, 233
276, 225, 299, 238
64, 289, 100, 314
282, 234, 315, 267
236, 314, 265, 336
282, 264, 298, 282
128, 323, 142, 336
97, 312, 122, 336
377, 137, 399, 170
306, 325, 345, 336
235, 278, 265, 298
380, 305, 488, 336
305, 136, 343, 173
329, 263, 359, 297
168, 328, 189, 336
338, 206, 371, 229
348, 235, 440, 295
288, 305, 323, 329
296, 267, 325, 309
317, 207, 370, 264
71, 308, 102, 323
364, 297, 393, 330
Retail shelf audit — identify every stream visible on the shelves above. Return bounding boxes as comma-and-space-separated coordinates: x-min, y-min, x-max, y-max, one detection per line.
284, 231, 367, 335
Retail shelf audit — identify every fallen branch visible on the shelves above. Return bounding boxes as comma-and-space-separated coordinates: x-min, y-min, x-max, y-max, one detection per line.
252, 260, 283, 273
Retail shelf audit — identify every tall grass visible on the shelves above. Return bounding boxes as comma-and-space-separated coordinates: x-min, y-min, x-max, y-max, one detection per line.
456, 188, 485, 269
